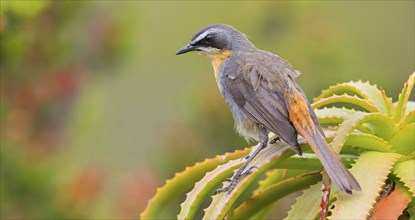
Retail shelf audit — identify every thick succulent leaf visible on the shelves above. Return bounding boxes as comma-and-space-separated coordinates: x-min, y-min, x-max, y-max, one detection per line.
140, 148, 250, 219
314, 81, 393, 115
249, 169, 286, 219
401, 110, 415, 126
178, 157, 243, 219
202, 143, 295, 219
257, 169, 286, 191
312, 94, 379, 112
276, 154, 355, 170
390, 123, 415, 155
357, 123, 376, 135
380, 88, 395, 116
368, 181, 413, 219
233, 172, 321, 219
248, 204, 274, 219
395, 73, 415, 121
345, 131, 393, 152
314, 82, 367, 101
331, 112, 396, 153
393, 160, 415, 195
347, 81, 393, 115
285, 182, 328, 219
329, 152, 401, 219
314, 107, 356, 125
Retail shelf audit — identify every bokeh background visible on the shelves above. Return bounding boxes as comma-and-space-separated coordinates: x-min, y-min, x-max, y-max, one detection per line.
0, 1, 414, 219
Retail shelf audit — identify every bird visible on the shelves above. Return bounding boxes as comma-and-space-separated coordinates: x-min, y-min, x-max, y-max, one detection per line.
176, 24, 361, 194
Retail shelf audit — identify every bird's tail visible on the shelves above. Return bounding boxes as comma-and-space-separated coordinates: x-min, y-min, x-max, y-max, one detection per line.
286, 90, 360, 193
300, 126, 361, 193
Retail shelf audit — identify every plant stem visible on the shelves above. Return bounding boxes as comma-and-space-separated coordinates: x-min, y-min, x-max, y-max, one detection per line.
320, 171, 331, 220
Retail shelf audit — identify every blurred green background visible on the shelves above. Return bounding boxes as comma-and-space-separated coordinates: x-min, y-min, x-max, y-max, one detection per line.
0, 1, 413, 219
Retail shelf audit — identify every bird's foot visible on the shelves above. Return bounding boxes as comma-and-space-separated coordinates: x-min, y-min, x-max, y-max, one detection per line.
216, 138, 267, 195
214, 180, 237, 195
215, 166, 258, 195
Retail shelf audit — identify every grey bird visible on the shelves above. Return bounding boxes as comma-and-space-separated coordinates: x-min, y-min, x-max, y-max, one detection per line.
176, 24, 361, 194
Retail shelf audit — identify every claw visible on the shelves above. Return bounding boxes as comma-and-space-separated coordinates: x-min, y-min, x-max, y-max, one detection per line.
215, 166, 259, 195
239, 166, 258, 177
215, 180, 237, 195
214, 186, 228, 195
269, 136, 281, 145
247, 165, 259, 172
240, 155, 250, 161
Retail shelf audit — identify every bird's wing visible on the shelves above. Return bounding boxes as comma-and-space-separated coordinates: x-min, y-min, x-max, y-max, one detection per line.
222, 56, 301, 152
238, 52, 324, 137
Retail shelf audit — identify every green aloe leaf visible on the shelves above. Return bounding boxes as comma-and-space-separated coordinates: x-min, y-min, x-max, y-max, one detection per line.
395, 73, 415, 122
329, 151, 401, 219
314, 107, 356, 125
345, 131, 393, 152
256, 169, 286, 191
276, 154, 355, 170
233, 171, 321, 219
346, 81, 393, 115
140, 148, 250, 219
202, 143, 294, 219
380, 88, 395, 116
390, 123, 415, 155
393, 160, 415, 195
331, 112, 396, 153
314, 82, 367, 101
249, 169, 286, 219
312, 94, 379, 112
178, 157, 243, 219
401, 110, 415, 126
285, 182, 331, 219
314, 81, 393, 115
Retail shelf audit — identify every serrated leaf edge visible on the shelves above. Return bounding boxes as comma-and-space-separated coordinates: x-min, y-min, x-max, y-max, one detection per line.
140, 148, 250, 219
312, 94, 379, 112
329, 152, 401, 219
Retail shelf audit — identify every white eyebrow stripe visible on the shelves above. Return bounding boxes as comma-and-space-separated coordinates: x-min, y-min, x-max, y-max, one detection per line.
191, 28, 220, 45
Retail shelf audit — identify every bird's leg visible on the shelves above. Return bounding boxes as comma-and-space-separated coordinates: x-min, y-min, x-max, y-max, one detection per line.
242, 133, 275, 162
269, 136, 281, 145
215, 130, 269, 195
215, 140, 267, 194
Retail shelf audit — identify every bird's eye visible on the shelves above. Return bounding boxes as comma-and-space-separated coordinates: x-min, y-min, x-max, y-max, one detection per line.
205, 35, 213, 42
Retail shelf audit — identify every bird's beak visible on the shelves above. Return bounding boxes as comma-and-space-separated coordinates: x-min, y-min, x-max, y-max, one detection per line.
176, 44, 197, 55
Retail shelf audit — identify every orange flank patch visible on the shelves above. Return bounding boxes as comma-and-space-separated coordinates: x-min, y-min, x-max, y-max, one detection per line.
286, 92, 315, 134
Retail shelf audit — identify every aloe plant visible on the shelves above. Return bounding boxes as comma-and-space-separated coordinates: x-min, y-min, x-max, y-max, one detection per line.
141, 73, 414, 219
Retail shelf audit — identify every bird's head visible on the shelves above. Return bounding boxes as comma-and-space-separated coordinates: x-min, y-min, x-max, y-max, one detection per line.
176, 24, 255, 57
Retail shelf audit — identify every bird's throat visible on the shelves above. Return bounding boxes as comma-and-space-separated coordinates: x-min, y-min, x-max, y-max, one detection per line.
205, 50, 232, 80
